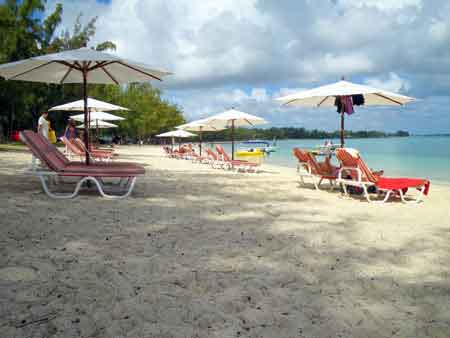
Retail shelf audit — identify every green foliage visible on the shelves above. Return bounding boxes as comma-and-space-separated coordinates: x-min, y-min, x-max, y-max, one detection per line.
0, 1, 182, 141
201, 127, 409, 141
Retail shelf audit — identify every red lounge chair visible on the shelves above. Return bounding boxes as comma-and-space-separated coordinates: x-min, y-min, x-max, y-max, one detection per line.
20, 131, 145, 199
215, 145, 260, 172
292, 148, 337, 190
61, 136, 115, 162
205, 148, 225, 169
335, 148, 430, 203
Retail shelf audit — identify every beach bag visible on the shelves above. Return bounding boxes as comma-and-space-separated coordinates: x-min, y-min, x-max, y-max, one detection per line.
48, 130, 57, 144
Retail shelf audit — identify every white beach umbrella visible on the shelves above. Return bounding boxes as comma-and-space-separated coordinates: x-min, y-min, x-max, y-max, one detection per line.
71, 111, 125, 122
156, 129, 197, 150
176, 118, 225, 155
49, 97, 128, 112
71, 111, 124, 144
276, 80, 416, 146
77, 120, 118, 129
204, 109, 267, 159
0, 47, 170, 164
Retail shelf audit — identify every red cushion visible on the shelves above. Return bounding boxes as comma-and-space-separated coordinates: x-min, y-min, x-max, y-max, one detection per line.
376, 177, 430, 195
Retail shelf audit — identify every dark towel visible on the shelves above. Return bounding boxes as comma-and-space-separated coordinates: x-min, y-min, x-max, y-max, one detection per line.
335, 94, 365, 112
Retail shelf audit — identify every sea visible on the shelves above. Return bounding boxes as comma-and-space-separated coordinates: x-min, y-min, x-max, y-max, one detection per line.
208, 136, 450, 184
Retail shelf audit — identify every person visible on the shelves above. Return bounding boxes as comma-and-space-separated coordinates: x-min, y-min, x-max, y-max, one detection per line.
31, 111, 49, 170
38, 111, 49, 139
64, 119, 78, 140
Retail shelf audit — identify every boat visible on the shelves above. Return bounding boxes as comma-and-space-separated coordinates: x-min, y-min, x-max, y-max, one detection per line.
237, 139, 278, 155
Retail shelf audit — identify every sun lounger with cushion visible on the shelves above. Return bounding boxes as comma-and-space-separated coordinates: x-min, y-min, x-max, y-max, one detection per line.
292, 147, 337, 190
215, 145, 260, 172
335, 148, 430, 203
21, 130, 145, 199
61, 136, 115, 162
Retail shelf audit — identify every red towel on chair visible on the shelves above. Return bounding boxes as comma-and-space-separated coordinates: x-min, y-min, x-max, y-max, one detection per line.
376, 177, 430, 195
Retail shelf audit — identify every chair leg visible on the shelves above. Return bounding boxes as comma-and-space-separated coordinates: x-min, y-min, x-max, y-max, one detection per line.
399, 186, 425, 204
38, 175, 137, 199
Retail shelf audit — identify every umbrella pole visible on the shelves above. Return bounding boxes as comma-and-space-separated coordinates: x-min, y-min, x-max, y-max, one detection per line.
82, 68, 90, 165
199, 127, 203, 156
231, 120, 235, 160
96, 120, 99, 146
340, 109, 345, 147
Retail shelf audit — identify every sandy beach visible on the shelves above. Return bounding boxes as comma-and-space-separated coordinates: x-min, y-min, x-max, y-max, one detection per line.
1, 145, 449, 338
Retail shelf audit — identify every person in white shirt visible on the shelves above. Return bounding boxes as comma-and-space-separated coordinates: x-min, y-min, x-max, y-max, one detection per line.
38, 111, 49, 139
31, 111, 49, 170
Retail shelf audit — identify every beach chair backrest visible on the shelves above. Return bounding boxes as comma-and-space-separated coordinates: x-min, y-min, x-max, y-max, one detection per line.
73, 138, 89, 153
206, 148, 218, 160
20, 131, 68, 172
61, 136, 83, 155
335, 148, 378, 183
215, 145, 230, 161
293, 148, 322, 175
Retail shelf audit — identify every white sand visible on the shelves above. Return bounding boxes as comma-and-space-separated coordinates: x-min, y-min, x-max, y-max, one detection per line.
0, 145, 449, 338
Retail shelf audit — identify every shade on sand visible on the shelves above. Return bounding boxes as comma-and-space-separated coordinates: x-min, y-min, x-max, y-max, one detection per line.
276, 80, 416, 146
204, 109, 267, 160
0, 47, 170, 164
176, 118, 225, 156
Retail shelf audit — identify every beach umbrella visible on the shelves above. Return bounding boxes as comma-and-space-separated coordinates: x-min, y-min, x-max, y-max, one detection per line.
176, 118, 225, 156
204, 109, 267, 160
0, 47, 170, 164
156, 129, 197, 150
77, 120, 118, 129
276, 79, 416, 146
49, 97, 128, 112
71, 111, 125, 122
72, 112, 124, 143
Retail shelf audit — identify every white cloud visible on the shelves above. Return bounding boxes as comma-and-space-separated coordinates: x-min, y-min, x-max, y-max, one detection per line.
44, 0, 450, 132
364, 72, 411, 93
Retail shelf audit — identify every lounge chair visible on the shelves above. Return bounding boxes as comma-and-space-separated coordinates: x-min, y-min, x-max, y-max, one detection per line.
72, 137, 116, 161
292, 147, 337, 190
61, 136, 115, 162
20, 130, 145, 199
215, 145, 260, 172
205, 148, 225, 168
335, 148, 430, 203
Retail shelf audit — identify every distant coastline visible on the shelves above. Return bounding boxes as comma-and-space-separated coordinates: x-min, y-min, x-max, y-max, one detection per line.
200, 127, 411, 141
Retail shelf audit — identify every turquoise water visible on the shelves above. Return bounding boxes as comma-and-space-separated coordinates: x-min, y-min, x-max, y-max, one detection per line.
207, 136, 450, 183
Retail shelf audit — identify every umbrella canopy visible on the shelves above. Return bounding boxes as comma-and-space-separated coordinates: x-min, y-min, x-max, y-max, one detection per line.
77, 120, 118, 129
49, 97, 128, 112
276, 80, 416, 146
156, 130, 197, 138
176, 118, 225, 156
0, 47, 170, 84
156, 129, 197, 151
71, 111, 125, 122
276, 80, 415, 107
176, 118, 225, 132
205, 109, 267, 128
0, 47, 170, 164
204, 109, 267, 160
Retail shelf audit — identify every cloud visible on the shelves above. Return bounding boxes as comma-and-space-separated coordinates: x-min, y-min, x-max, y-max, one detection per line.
45, 0, 450, 132
364, 72, 411, 92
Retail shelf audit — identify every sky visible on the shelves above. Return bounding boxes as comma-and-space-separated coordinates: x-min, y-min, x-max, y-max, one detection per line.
44, 0, 450, 134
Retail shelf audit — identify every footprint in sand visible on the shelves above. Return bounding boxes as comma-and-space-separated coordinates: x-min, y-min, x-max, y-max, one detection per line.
0, 266, 38, 281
